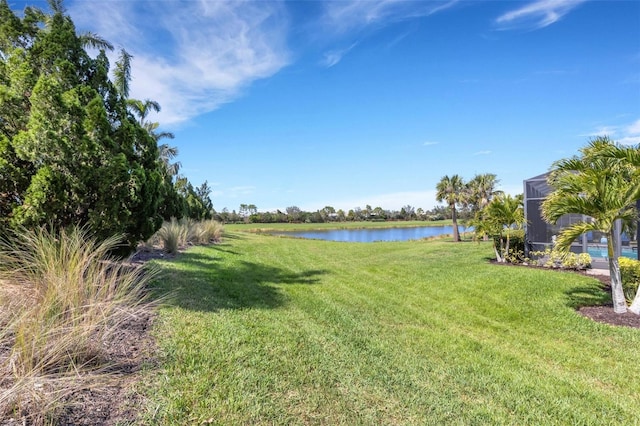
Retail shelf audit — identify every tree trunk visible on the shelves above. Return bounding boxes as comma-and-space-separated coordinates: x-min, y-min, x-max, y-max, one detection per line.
629, 286, 640, 315
493, 244, 503, 263
451, 205, 460, 242
608, 230, 627, 314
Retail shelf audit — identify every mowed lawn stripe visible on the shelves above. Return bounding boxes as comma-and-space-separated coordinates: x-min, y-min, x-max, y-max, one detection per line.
145, 231, 640, 425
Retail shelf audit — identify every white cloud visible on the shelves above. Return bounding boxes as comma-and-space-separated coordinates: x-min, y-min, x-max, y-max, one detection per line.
581, 125, 619, 137
473, 150, 492, 156
627, 119, 640, 135
423, 141, 439, 146
321, 43, 358, 67
314, 1, 460, 67
495, 0, 587, 30
322, 0, 460, 34
582, 118, 640, 146
618, 119, 640, 145
69, 0, 290, 125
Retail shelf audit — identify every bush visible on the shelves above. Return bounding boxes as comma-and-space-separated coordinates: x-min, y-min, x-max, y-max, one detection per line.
620, 257, 640, 303
0, 226, 153, 422
491, 230, 525, 263
530, 248, 592, 270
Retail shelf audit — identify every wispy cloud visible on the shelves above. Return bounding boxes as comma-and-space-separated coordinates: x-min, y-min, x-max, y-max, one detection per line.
317, 0, 460, 65
582, 118, 640, 146
473, 150, 492, 156
495, 0, 587, 31
620, 119, 640, 145
322, 0, 460, 34
423, 141, 439, 146
69, 0, 289, 125
321, 43, 358, 67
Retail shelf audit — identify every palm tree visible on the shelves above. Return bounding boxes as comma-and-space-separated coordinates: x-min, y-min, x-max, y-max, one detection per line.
482, 194, 525, 262
466, 173, 502, 213
542, 137, 638, 314
436, 174, 465, 242
465, 173, 503, 241
127, 98, 161, 126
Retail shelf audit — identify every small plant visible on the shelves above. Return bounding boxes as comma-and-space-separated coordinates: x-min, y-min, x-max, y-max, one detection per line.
530, 248, 591, 270
504, 248, 527, 264
620, 257, 640, 303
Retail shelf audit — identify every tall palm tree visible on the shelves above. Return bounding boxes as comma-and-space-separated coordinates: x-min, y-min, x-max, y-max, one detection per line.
436, 174, 465, 242
542, 137, 638, 314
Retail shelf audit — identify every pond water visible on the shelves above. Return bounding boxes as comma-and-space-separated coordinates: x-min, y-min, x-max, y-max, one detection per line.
275, 226, 464, 243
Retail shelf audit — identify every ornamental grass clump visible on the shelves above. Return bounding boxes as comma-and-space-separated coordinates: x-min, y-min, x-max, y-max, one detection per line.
155, 218, 223, 254
190, 219, 223, 245
157, 218, 188, 254
0, 227, 153, 423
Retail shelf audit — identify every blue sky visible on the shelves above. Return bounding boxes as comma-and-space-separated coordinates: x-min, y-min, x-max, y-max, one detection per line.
13, 0, 640, 213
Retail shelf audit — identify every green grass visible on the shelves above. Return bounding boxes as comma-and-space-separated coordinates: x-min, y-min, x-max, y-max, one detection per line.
144, 231, 640, 425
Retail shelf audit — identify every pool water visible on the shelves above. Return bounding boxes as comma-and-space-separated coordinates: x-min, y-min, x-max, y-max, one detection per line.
586, 246, 637, 259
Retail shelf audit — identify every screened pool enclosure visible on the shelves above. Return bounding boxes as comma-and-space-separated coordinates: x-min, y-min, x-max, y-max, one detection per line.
523, 172, 639, 262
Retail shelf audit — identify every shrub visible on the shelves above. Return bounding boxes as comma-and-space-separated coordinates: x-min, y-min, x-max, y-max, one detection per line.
530, 248, 592, 270
0, 226, 153, 422
620, 257, 640, 303
490, 229, 525, 263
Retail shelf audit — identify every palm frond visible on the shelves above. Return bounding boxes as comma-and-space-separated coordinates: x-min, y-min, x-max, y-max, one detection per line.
554, 221, 598, 252
79, 31, 113, 51
114, 48, 133, 98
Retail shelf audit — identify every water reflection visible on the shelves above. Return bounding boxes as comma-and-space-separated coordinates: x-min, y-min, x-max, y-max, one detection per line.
276, 226, 461, 242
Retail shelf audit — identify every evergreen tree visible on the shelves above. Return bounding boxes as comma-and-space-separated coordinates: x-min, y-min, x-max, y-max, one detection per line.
0, 0, 165, 252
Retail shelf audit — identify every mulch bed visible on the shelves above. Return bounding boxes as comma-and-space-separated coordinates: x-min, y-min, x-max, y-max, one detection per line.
56, 309, 158, 425
573, 272, 640, 329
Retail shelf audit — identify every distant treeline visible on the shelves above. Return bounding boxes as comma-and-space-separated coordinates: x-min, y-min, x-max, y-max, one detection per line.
212, 204, 466, 224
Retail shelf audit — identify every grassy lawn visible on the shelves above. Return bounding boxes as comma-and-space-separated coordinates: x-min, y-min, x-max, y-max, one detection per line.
144, 230, 640, 425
